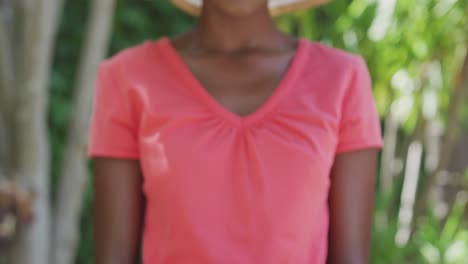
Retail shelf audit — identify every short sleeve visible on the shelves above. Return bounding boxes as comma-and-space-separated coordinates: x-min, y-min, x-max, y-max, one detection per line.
87, 61, 139, 159
336, 56, 383, 153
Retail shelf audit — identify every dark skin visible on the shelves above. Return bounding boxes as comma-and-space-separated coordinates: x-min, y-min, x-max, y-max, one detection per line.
93, 0, 379, 263
93, 159, 143, 263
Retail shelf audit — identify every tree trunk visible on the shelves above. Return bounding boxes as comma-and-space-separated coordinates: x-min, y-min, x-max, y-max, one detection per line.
380, 113, 398, 195
395, 141, 423, 246
51, 0, 116, 263
0, 0, 15, 176
9, 0, 63, 263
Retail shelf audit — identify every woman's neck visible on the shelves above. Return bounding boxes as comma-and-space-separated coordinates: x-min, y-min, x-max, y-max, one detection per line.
193, 3, 287, 53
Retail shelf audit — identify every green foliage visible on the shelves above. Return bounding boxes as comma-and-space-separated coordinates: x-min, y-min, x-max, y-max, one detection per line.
370, 194, 468, 264
111, 0, 194, 52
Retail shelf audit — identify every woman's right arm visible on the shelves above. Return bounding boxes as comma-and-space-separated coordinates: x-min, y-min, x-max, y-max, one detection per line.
93, 158, 144, 264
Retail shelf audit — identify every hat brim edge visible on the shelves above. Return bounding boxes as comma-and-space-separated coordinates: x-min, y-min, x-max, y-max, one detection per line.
171, 0, 329, 17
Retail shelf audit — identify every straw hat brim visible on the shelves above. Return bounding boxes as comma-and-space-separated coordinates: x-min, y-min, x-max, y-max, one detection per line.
171, 0, 329, 17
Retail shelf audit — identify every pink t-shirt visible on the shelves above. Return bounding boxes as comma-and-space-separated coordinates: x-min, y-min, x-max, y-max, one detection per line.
88, 37, 383, 264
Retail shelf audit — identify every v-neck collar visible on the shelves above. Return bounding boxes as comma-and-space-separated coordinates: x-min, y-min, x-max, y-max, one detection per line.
157, 36, 308, 126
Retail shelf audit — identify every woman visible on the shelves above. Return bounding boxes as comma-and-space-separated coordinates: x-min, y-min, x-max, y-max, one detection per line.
89, 0, 383, 263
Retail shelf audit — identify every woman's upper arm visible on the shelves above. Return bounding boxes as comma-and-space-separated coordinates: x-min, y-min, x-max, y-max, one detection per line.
93, 158, 144, 264
89, 60, 143, 263
327, 56, 383, 263
327, 149, 379, 264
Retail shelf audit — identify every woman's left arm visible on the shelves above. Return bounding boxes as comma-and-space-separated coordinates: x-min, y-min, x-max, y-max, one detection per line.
327, 148, 379, 264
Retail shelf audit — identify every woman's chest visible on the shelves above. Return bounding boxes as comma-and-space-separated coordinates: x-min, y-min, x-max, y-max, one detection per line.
135, 79, 341, 195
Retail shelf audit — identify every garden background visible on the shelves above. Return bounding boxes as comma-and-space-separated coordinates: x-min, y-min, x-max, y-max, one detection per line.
0, 0, 467, 263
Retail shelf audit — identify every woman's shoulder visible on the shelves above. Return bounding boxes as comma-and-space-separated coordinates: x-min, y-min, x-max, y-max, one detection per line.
101, 38, 168, 71
300, 38, 366, 73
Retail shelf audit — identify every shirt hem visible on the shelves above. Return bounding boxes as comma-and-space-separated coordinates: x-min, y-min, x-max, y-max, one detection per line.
88, 148, 140, 159
336, 142, 383, 154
